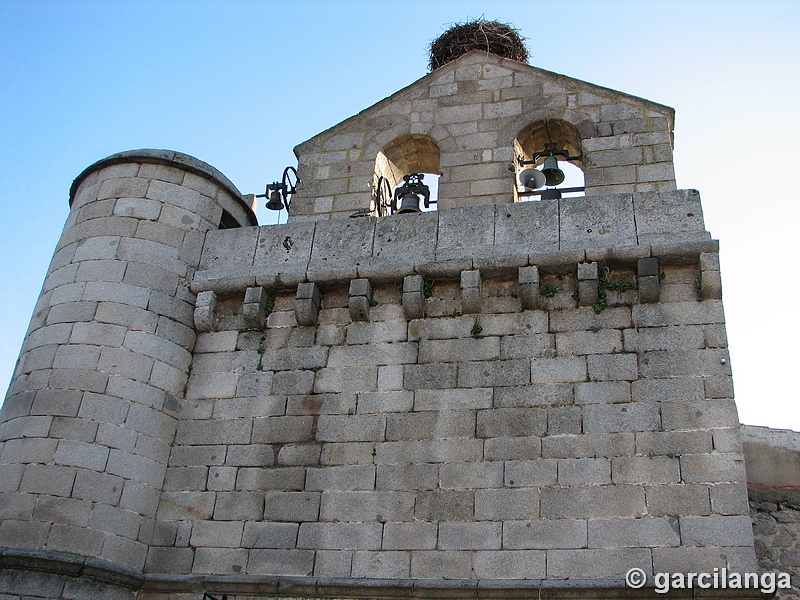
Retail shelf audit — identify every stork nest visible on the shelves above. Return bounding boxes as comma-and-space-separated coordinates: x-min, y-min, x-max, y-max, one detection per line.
428, 19, 528, 71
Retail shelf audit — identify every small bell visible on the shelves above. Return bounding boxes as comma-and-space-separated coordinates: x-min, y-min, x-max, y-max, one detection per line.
265, 188, 284, 211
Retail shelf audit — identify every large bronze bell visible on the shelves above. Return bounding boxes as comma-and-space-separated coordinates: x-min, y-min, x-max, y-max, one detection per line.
393, 173, 430, 214
541, 155, 565, 186
396, 193, 423, 213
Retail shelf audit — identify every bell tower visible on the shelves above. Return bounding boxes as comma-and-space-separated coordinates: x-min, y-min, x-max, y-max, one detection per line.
0, 19, 766, 600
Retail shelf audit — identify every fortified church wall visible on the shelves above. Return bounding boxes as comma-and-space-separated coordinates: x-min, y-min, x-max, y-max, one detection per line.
0, 43, 795, 600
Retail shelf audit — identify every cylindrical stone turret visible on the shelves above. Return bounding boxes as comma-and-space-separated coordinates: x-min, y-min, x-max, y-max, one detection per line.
0, 150, 256, 572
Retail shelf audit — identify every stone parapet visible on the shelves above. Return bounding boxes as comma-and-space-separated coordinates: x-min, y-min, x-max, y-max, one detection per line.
194, 190, 710, 295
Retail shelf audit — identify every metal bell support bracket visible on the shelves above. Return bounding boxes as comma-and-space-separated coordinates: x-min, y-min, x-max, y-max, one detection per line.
516, 146, 584, 197
393, 173, 433, 214
258, 166, 299, 212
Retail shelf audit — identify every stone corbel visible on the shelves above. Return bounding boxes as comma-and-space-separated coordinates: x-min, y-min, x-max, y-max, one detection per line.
518, 265, 541, 310
194, 290, 218, 332
699, 252, 722, 299
349, 278, 373, 322
637, 257, 661, 304
460, 270, 483, 314
402, 274, 425, 320
577, 262, 599, 307
243, 286, 268, 329
295, 282, 321, 326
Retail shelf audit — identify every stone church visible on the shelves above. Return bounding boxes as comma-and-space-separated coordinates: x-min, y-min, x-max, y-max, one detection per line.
0, 23, 797, 600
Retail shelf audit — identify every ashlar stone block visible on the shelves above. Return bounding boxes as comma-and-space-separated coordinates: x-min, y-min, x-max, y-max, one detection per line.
577, 262, 599, 307
319, 491, 415, 522
518, 265, 541, 310
373, 211, 437, 266
495, 201, 559, 255
383, 522, 438, 550
193, 290, 217, 333
460, 269, 482, 314
505, 459, 558, 487
410, 550, 473, 579
436, 204, 495, 260
376, 463, 438, 492
348, 295, 370, 323
475, 488, 540, 520
439, 521, 501, 550
504, 519, 587, 550
633, 189, 708, 243
348, 278, 373, 322
242, 286, 268, 329
297, 521, 383, 550
637, 257, 660, 303
700, 251, 722, 299
402, 274, 425, 320
560, 194, 637, 249
295, 282, 321, 326
679, 515, 755, 547
473, 549, 546, 579
588, 517, 680, 549
351, 550, 411, 578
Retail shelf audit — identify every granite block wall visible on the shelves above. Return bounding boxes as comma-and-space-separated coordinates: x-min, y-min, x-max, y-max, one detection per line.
130, 187, 758, 584
0, 150, 255, 576
0, 48, 776, 597
159, 269, 755, 580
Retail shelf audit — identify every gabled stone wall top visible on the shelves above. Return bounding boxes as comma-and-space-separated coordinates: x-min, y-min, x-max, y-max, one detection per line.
290, 51, 677, 220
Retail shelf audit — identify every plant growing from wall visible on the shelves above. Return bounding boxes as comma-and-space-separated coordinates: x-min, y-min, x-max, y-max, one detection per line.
570, 266, 638, 313
592, 269, 637, 313
423, 278, 434, 298
540, 283, 557, 298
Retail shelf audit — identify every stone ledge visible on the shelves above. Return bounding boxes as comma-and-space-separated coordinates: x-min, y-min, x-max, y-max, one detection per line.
144, 573, 767, 599
0, 548, 143, 590
0, 550, 768, 600
191, 240, 719, 296
195, 189, 711, 294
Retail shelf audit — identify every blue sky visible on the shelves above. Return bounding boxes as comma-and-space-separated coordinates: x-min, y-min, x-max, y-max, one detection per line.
1, 0, 798, 430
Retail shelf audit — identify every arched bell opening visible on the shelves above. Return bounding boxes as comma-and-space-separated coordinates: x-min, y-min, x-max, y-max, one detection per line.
373, 134, 441, 216
514, 119, 585, 201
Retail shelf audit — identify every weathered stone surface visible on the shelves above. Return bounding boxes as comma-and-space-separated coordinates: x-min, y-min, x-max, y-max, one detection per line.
518, 265, 541, 310
460, 269, 483, 314
3, 52, 764, 593
295, 282, 321, 326
350, 279, 372, 299
634, 189, 708, 243
560, 195, 637, 249
495, 201, 559, 255
193, 290, 217, 332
